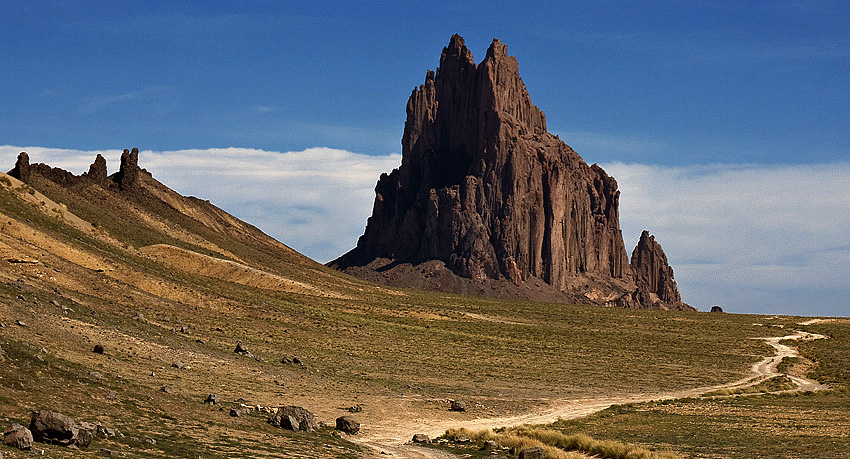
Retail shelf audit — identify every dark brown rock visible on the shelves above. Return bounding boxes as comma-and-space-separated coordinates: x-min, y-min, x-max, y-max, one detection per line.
450, 400, 466, 412
268, 406, 317, 432
518, 446, 544, 459
335, 415, 360, 434
29, 410, 77, 446
9, 152, 30, 183
710, 305, 724, 313
115, 148, 140, 190
333, 35, 652, 307
3, 424, 33, 449
84, 154, 108, 185
411, 433, 430, 443
93, 344, 105, 354
204, 393, 219, 405
630, 230, 692, 310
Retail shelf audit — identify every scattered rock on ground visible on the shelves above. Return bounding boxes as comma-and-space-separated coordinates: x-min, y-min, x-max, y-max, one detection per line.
15, 320, 26, 327
347, 404, 363, 413
411, 433, 430, 443
204, 394, 219, 405
171, 360, 185, 369
234, 342, 252, 356
268, 406, 317, 432
29, 410, 78, 446
519, 447, 543, 459
450, 400, 467, 412
335, 416, 360, 434
482, 440, 499, 450
4, 424, 33, 449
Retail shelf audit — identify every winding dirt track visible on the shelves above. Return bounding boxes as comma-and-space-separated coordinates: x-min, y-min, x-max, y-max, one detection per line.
353, 330, 827, 458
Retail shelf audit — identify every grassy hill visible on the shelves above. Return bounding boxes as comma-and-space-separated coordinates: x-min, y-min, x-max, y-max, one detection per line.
0, 160, 846, 458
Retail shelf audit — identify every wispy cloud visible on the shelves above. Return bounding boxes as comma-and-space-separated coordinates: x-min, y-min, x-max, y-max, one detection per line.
78, 86, 170, 115
1, 145, 847, 317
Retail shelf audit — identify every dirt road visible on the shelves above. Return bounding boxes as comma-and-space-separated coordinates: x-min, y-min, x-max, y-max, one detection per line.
353, 330, 827, 458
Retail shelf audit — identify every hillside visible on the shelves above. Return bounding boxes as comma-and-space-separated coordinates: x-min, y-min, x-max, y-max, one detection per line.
0, 151, 847, 458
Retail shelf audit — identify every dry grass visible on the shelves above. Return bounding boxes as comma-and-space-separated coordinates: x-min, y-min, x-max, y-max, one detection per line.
443, 427, 682, 459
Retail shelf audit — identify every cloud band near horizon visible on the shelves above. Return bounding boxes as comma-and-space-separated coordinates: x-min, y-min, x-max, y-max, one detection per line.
1, 145, 847, 318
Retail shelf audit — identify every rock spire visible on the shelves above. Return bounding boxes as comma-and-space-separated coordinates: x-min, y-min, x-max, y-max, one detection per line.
333, 35, 691, 309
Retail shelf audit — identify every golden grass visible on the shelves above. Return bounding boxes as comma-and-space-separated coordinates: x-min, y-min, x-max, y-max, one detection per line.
444, 427, 682, 459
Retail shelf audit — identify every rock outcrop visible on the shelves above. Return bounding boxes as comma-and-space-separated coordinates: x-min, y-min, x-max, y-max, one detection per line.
333, 35, 690, 310
8, 148, 143, 191
630, 230, 690, 310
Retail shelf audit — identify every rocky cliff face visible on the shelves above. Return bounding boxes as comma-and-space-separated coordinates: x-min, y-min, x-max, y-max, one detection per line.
334, 35, 690, 310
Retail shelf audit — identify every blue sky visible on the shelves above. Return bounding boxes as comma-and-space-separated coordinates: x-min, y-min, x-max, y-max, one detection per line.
2, 2, 849, 317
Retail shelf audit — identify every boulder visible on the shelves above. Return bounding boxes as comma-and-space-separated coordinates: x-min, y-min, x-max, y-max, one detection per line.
411, 433, 430, 443
3, 424, 33, 449
450, 400, 466, 412
335, 416, 360, 434
482, 439, 499, 450
268, 406, 317, 432
710, 305, 724, 313
518, 446, 544, 459
29, 410, 78, 446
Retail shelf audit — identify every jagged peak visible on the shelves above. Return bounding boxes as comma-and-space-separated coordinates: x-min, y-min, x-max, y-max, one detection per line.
485, 38, 508, 59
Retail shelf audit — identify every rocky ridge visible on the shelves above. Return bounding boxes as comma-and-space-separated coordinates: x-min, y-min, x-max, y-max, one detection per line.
333, 34, 691, 311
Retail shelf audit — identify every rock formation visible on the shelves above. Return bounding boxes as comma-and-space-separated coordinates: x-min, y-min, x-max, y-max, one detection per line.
8, 148, 144, 191
630, 230, 690, 310
333, 34, 691, 310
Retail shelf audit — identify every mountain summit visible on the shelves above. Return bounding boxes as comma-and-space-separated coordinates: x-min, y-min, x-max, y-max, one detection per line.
333, 35, 691, 310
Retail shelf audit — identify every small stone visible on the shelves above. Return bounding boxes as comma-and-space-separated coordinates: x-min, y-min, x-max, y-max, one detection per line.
93, 344, 105, 354
234, 342, 251, 356
171, 360, 185, 369
145, 437, 156, 445
347, 404, 363, 413
15, 320, 26, 327
161, 385, 174, 393
450, 400, 466, 412
89, 371, 103, 379
455, 435, 471, 443
98, 448, 116, 457
411, 433, 430, 443
710, 305, 724, 313
230, 408, 249, 417
204, 394, 218, 405
335, 416, 360, 434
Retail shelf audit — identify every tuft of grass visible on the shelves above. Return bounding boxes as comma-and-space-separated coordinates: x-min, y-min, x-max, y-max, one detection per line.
443, 427, 682, 459
701, 375, 797, 397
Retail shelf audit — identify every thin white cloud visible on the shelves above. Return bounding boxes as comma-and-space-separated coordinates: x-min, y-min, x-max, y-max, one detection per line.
2, 145, 848, 317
